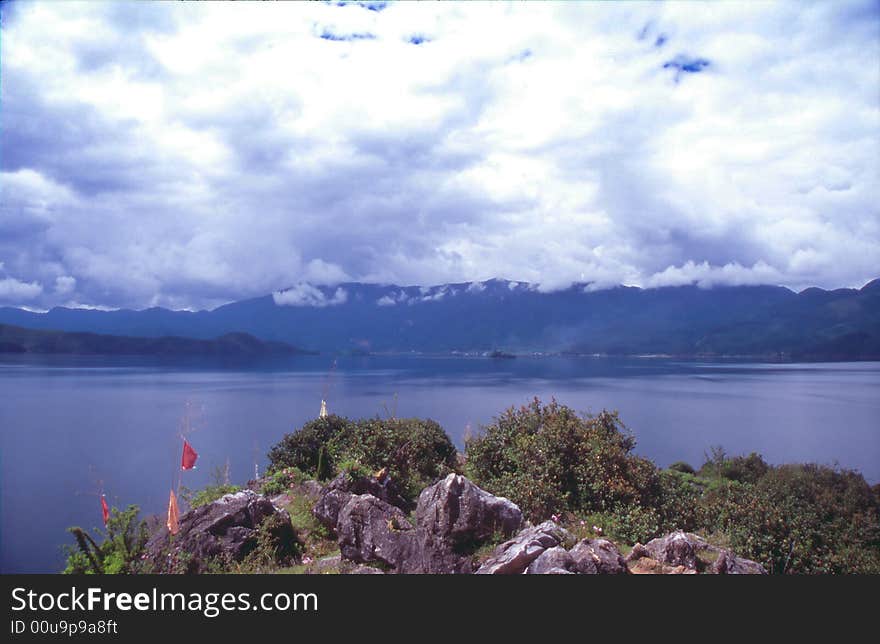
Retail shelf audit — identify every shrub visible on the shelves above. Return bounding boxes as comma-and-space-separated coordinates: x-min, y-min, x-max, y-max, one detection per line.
327, 417, 457, 500
700, 463, 880, 574
238, 513, 302, 571
656, 469, 704, 534
699, 447, 769, 484
464, 398, 662, 522
63, 505, 148, 574
668, 461, 696, 475
267, 415, 351, 479
260, 467, 306, 496
267, 415, 457, 502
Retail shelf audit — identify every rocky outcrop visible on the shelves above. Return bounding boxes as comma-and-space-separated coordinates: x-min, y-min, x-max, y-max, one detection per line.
336, 494, 415, 569
526, 546, 576, 574
317, 473, 523, 574
144, 490, 296, 573
627, 531, 766, 574
475, 521, 573, 574
643, 531, 704, 570
309, 475, 767, 576
711, 549, 768, 575
415, 473, 523, 549
569, 538, 628, 574
313, 471, 410, 535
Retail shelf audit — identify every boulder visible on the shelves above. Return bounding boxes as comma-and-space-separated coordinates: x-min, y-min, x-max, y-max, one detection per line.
336, 494, 416, 569
415, 473, 523, 550
631, 533, 767, 574
526, 546, 576, 574
144, 490, 295, 573
569, 538, 629, 574
475, 521, 572, 575
329, 473, 526, 574
711, 550, 767, 575
313, 472, 410, 535
643, 531, 707, 570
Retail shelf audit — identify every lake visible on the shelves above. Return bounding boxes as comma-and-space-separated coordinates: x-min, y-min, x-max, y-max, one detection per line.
1, 354, 878, 573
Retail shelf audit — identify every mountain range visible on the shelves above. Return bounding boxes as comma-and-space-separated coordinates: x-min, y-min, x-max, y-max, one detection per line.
1, 278, 878, 359
0, 324, 306, 357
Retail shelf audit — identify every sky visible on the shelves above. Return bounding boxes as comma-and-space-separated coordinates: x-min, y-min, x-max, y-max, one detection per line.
1, 0, 878, 311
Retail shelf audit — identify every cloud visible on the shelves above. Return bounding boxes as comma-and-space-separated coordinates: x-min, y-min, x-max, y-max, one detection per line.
644, 260, 783, 289
273, 283, 349, 307
0, 1, 877, 310
0, 276, 43, 301
54, 275, 76, 295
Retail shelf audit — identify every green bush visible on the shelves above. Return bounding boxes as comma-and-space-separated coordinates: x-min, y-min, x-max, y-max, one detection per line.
668, 461, 696, 475
260, 467, 306, 496
267, 415, 351, 479
699, 447, 769, 484
705, 464, 880, 574
63, 505, 148, 574
464, 398, 662, 522
267, 415, 457, 502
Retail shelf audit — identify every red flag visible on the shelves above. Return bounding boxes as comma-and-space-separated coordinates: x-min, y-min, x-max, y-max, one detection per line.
181, 439, 198, 470
101, 494, 110, 526
166, 490, 179, 535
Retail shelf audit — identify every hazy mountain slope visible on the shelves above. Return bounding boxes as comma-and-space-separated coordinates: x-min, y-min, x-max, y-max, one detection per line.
1, 278, 877, 358
0, 324, 307, 357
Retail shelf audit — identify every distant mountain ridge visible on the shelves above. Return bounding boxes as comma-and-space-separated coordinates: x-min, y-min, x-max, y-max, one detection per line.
1, 278, 878, 359
0, 324, 308, 357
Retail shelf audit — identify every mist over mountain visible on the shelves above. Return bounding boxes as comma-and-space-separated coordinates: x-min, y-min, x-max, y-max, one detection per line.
1, 278, 878, 359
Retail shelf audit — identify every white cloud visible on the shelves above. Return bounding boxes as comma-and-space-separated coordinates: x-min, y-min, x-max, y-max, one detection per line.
54, 275, 76, 295
0, 1, 877, 309
0, 276, 43, 301
273, 283, 348, 307
644, 260, 784, 289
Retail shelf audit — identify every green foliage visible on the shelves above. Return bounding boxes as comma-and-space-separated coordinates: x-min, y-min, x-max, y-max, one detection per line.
703, 463, 880, 574
260, 467, 306, 496
464, 399, 879, 572
699, 447, 770, 484
464, 398, 661, 522
182, 484, 241, 509
267, 415, 350, 479
63, 505, 148, 574
238, 513, 302, 572
267, 414, 457, 502
668, 461, 696, 475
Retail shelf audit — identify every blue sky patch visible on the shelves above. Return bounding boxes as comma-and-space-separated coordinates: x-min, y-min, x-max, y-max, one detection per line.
320, 29, 377, 42
663, 54, 711, 78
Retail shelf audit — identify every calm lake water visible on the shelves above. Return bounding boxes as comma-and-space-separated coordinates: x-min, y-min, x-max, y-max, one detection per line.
1, 354, 878, 573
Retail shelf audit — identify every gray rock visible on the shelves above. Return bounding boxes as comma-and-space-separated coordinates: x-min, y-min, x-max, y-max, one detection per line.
350, 565, 386, 575
643, 531, 707, 570
415, 473, 523, 549
313, 472, 410, 535
711, 550, 767, 575
397, 474, 525, 574
526, 546, 576, 574
144, 490, 296, 573
337, 494, 416, 569
299, 479, 325, 500
312, 554, 343, 574
569, 538, 629, 574
625, 542, 650, 563
475, 521, 572, 575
